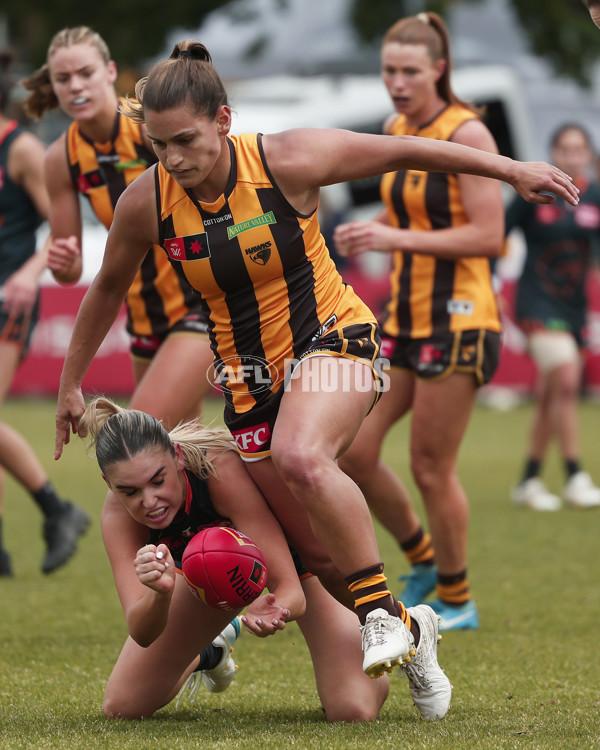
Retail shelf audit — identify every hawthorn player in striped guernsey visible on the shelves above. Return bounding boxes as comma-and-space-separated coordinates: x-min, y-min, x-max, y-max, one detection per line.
54, 39, 577, 717
22, 27, 214, 428
335, 12, 504, 631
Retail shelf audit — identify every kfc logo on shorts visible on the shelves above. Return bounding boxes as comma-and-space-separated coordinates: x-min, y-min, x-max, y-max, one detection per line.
419, 344, 442, 365
231, 423, 272, 454
379, 337, 396, 360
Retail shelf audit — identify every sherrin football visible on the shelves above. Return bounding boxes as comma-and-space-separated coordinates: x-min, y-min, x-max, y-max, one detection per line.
182, 526, 268, 610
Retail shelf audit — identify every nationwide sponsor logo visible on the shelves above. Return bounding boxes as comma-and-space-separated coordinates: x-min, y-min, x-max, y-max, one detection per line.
164, 233, 210, 261
246, 240, 272, 265
227, 211, 276, 239
231, 423, 272, 453
447, 299, 474, 316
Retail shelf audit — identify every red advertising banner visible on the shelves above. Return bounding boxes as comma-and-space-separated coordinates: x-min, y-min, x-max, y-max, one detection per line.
11, 284, 134, 398
9, 272, 600, 399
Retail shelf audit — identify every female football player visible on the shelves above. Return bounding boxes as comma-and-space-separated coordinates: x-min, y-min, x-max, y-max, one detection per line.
54, 39, 575, 707
334, 11, 504, 630
507, 123, 600, 510
82, 397, 392, 722
22, 27, 215, 427
0, 49, 88, 576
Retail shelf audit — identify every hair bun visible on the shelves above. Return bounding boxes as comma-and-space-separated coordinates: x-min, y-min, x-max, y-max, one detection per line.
172, 42, 212, 64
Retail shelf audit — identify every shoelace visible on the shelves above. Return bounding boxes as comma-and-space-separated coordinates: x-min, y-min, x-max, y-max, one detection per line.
403, 661, 431, 692
362, 616, 394, 648
175, 671, 203, 708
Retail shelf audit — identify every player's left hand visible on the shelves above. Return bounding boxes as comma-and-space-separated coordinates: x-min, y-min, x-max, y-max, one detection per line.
333, 220, 400, 257
509, 161, 580, 206
241, 593, 291, 637
55, 384, 86, 460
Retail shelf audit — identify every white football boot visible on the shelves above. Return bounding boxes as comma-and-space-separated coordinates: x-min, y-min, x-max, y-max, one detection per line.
176, 617, 241, 707
361, 608, 416, 679
563, 471, 600, 509
511, 478, 561, 511
402, 604, 452, 720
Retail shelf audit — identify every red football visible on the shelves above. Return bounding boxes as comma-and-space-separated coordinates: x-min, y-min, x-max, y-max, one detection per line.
182, 526, 268, 611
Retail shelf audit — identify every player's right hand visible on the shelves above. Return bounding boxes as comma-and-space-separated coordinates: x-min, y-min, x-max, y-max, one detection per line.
48, 235, 82, 284
134, 544, 176, 593
54, 385, 86, 460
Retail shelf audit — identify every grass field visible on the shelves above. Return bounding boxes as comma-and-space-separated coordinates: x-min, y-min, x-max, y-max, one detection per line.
0, 395, 599, 750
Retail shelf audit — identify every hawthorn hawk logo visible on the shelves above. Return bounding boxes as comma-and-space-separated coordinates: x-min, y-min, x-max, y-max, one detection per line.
246, 241, 272, 266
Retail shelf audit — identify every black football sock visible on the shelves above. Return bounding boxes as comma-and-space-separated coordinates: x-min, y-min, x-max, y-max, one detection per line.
31, 482, 67, 517
197, 644, 221, 672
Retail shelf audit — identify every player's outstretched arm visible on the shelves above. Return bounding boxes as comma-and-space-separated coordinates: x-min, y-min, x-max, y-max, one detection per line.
264, 129, 580, 212
54, 172, 158, 459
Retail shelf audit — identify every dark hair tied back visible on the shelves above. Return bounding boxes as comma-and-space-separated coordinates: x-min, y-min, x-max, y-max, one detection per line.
171, 42, 212, 64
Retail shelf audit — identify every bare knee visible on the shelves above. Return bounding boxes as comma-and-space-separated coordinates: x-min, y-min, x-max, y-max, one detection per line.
271, 440, 329, 495
411, 452, 445, 497
324, 702, 380, 723
555, 374, 579, 403
103, 686, 157, 719
322, 680, 389, 722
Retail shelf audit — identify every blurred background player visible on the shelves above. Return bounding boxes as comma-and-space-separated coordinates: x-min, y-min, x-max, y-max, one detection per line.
22, 26, 215, 428
0, 49, 88, 576
334, 12, 505, 630
507, 123, 600, 511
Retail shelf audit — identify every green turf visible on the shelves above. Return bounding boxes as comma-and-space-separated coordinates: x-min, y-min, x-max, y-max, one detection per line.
0, 396, 599, 749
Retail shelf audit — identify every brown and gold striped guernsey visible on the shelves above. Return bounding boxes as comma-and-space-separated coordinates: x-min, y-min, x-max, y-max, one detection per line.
155, 132, 376, 414
380, 104, 501, 339
66, 105, 199, 338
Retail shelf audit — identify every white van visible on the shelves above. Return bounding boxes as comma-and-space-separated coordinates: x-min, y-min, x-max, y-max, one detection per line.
228, 64, 534, 224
